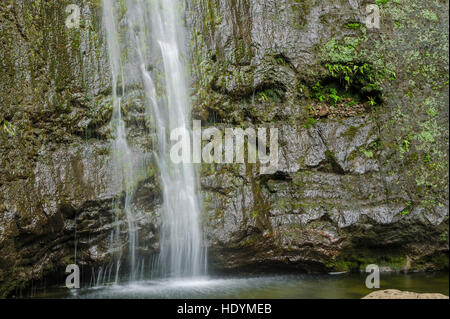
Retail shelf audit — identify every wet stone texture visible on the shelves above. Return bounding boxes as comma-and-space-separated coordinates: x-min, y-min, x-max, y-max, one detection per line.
0, 0, 160, 296
0, 0, 449, 296
188, 0, 448, 274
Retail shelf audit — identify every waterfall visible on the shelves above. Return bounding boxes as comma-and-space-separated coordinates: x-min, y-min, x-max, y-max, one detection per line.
102, 0, 206, 280
103, 0, 139, 282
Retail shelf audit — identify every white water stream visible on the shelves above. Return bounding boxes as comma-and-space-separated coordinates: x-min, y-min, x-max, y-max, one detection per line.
102, 0, 206, 281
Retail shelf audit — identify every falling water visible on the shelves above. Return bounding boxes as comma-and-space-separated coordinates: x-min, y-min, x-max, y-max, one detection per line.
102, 0, 206, 280
103, 0, 139, 282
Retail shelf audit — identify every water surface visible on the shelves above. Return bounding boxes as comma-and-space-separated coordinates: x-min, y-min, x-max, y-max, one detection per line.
33, 272, 448, 299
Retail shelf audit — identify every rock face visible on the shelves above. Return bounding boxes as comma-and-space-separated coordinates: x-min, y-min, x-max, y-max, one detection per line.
363, 289, 449, 299
0, 0, 160, 296
0, 0, 448, 297
188, 0, 449, 274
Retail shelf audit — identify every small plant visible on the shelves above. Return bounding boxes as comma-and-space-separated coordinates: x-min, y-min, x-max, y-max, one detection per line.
361, 149, 374, 158
312, 81, 322, 91
360, 141, 379, 158
426, 107, 438, 117
400, 139, 411, 154
328, 88, 342, 105
257, 89, 283, 103
312, 82, 326, 102
345, 23, 361, 30
259, 91, 269, 102
304, 117, 316, 129
400, 210, 410, 216
309, 62, 381, 115
325, 62, 377, 91
1, 120, 15, 137
297, 82, 306, 94
311, 82, 346, 105
275, 56, 287, 65
250, 210, 259, 218
345, 99, 358, 108
388, 70, 397, 81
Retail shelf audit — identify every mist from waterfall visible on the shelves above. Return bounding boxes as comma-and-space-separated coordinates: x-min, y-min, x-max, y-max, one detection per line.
102, 0, 206, 280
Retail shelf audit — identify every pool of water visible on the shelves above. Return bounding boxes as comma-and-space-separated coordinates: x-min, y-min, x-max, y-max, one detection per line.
32, 271, 448, 299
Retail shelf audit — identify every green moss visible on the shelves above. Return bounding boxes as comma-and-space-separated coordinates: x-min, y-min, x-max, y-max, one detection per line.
342, 126, 360, 140
304, 117, 316, 129
326, 252, 408, 273
346, 149, 360, 162
63, 255, 75, 265
325, 150, 336, 162
344, 23, 361, 30
421, 9, 439, 22
413, 252, 449, 270
321, 37, 361, 63
325, 259, 359, 272
359, 140, 380, 159
355, 0, 448, 209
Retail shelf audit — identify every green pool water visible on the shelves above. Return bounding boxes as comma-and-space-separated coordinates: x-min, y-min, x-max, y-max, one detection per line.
30, 271, 448, 299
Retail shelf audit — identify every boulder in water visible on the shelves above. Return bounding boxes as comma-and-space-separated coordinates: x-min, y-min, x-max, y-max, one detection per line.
362, 289, 449, 299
